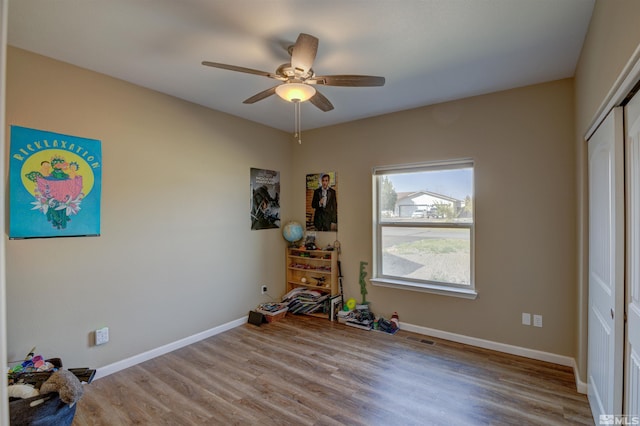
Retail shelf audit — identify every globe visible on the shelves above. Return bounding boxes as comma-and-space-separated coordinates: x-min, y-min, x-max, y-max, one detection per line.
282, 221, 304, 246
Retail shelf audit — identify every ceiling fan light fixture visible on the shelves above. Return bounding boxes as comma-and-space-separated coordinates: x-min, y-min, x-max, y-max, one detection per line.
275, 82, 316, 102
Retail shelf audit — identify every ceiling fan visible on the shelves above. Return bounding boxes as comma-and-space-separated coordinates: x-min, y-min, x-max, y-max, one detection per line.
201, 33, 385, 112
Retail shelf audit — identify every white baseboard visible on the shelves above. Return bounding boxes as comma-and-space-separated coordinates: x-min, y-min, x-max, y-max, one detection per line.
399, 322, 587, 394
572, 358, 588, 394
94, 316, 247, 380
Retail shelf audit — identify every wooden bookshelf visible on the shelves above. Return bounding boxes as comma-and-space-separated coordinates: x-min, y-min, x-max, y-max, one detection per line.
286, 247, 338, 296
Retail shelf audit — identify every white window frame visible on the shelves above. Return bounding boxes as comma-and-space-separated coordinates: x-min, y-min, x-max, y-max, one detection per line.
371, 158, 477, 299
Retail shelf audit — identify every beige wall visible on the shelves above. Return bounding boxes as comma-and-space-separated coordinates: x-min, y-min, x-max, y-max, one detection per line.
296, 79, 577, 356
5, 47, 292, 368
574, 0, 640, 382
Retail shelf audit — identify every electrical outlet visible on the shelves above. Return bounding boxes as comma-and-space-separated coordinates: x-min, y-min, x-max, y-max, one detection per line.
261, 285, 268, 294
95, 327, 109, 345
533, 315, 543, 328
522, 312, 531, 326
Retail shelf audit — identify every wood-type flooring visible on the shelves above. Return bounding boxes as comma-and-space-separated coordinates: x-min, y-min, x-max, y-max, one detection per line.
72, 315, 593, 425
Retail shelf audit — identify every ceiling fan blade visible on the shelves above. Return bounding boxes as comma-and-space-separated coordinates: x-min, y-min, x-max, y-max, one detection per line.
291, 33, 318, 75
202, 61, 281, 79
309, 90, 334, 112
243, 86, 278, 104
309, 75, 386, 87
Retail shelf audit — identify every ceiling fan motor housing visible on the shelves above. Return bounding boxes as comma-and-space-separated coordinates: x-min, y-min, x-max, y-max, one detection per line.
276, 63, 314, 82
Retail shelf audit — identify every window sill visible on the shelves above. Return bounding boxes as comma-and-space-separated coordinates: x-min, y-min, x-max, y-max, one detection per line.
371, 278, 478, 300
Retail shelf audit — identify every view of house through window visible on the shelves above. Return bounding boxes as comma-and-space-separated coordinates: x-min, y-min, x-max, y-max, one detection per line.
373, 159, 474, 293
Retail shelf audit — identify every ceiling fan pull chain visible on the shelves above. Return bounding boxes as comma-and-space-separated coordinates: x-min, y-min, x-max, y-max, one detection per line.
294, 100, 302, 144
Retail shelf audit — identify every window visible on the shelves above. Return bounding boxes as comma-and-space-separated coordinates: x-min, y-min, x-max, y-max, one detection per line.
372, 159, 476, 299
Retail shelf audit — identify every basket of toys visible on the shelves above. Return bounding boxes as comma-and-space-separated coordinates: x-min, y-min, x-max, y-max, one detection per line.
7, 349, 96, 426
256, 303, 289, 323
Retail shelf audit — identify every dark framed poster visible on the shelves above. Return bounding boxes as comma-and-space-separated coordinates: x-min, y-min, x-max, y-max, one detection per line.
306, 172, 337, 232
9, 126, 102, 239
250, 167, 280, 230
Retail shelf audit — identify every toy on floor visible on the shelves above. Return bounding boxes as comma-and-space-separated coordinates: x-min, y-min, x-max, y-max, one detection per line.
359, 261, 369, 305
7, 384, 39, 399
378, 316, 399, 334
39, 369, 84, 406
345, 298, 356, 311
9, 347, 58, 376
391, 311, 400, 328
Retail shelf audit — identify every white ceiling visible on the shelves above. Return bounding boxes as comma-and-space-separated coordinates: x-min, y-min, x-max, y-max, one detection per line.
7, 0, 594, 133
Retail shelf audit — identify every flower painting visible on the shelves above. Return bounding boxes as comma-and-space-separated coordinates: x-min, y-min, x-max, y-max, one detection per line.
9, 126, 102, 239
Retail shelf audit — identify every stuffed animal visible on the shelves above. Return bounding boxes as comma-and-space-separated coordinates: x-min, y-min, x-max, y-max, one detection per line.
7, 384, 39, 399
39, 369, 84, 406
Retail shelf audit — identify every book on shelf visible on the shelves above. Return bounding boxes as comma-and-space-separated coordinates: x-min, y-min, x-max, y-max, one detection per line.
305, 303, 326, 314
282, 287, 323, 301
282, 285, 337, 316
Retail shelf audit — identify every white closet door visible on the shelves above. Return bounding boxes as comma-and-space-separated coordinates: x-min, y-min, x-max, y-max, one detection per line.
588, 106, 624, 422
625, 92, 640, 417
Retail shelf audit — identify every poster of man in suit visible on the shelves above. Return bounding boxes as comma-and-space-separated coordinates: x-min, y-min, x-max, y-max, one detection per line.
306, 172, 337, 232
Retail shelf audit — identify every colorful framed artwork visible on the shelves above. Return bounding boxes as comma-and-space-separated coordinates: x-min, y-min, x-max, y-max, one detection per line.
9, 126, 102, 239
